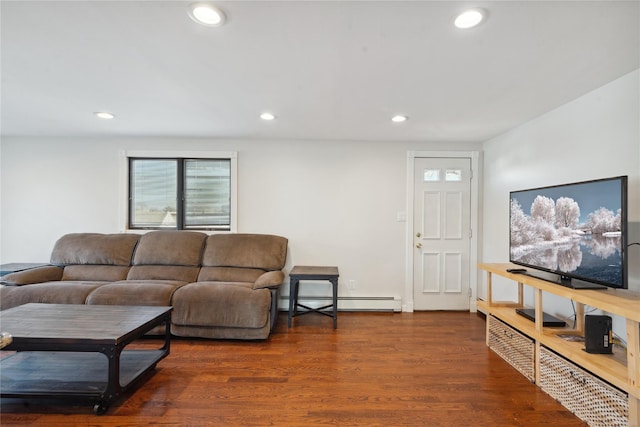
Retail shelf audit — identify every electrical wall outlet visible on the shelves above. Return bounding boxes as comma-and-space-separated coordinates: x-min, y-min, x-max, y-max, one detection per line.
348, 279, 356, 290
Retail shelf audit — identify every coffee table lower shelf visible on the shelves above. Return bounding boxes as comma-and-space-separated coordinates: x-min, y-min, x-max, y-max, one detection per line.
1, 349, 165, 414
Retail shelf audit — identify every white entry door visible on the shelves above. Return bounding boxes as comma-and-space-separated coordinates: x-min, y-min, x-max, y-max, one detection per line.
413, 157, 471, 310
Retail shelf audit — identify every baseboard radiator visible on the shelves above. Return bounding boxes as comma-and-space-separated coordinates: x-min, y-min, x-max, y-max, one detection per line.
278, 296, 402, 312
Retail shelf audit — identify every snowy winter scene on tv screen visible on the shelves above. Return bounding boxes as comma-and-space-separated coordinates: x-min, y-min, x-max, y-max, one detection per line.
510, 178, 625, 287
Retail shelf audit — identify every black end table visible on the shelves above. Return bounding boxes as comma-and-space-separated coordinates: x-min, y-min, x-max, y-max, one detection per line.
288, 266, 339, 329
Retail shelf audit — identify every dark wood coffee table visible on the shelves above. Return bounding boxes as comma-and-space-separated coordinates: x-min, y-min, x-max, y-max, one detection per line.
0, 303, 172, 414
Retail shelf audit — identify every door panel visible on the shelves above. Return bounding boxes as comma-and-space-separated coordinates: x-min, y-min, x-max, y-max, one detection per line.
422, 192, 441, 239
444, 252, 462, 292
413, 157, 471, 310
420, 252, 440, 293
444, 192, 463, 239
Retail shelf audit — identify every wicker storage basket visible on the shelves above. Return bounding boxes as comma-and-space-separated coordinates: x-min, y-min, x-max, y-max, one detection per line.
488, 315, 535, 382
539, 346, 628, 427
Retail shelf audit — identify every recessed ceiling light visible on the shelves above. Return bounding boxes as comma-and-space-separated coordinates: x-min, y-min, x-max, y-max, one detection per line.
391, 115, 408, 123
94, 112, 115, 120
188, 3, 226, 27
454, 8, 486, 29
260, 112, 276, 121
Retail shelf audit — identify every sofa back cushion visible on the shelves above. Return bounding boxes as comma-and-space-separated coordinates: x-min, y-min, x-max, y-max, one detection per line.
127, 231, 207, 282
201, 234, 288, 270
132, 230, 207, 266
50, 233, 140, 282
51, 233, 140, 266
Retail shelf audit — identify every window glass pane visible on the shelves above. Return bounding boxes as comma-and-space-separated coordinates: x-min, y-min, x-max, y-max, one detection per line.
130, 159, 177, 228
423, 169, 440, 182
184, 159, 231, 229
445, 169, 462, 181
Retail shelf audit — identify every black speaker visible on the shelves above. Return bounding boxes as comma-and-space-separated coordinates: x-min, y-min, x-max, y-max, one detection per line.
585, 315, 613, 354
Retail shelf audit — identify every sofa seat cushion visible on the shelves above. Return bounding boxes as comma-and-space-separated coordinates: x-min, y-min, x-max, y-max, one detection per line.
172, 282, 271, 329
85, 280, 187, 306
0, 281, 107, 310
62, 265, 130, 282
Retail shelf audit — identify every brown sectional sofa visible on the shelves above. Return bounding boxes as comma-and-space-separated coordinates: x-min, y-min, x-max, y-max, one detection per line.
0, 231, 288, 340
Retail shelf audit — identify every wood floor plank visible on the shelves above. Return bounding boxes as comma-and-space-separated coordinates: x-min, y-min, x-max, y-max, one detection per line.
0, 312, 586, 426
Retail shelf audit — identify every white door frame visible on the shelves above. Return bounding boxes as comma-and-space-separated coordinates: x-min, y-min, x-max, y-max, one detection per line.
404, 150, 482, 313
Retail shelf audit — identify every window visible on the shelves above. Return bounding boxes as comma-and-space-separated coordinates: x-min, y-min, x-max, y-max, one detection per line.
126, 152, 236, 231
423, 168, 463, 182
423, 169, 440, 182
445, 169, 462, 181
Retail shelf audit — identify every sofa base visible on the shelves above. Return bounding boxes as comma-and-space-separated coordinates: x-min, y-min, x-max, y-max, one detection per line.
171, 320, 271, 340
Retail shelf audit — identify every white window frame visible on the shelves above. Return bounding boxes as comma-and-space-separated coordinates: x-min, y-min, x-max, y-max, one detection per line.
118, 150, 238, 233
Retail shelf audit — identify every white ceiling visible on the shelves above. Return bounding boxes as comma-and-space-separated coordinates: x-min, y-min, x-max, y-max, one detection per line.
1, 1, 638, 142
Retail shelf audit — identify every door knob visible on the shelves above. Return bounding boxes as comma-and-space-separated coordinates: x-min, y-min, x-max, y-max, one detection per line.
416, 232, 421, 238
416, 243, 422, 248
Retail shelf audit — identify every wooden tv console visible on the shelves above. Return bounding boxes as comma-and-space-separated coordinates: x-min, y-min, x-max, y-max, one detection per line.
478, 263, 640, 427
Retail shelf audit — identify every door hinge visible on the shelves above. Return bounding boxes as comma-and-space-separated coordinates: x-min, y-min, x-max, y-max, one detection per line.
468, 288, 472, 297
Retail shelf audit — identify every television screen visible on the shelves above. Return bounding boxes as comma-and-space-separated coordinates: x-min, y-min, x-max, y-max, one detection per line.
509, 176, 627, 289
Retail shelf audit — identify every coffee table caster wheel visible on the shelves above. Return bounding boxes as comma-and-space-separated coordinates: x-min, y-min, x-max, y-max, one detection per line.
94, 402, 108, 415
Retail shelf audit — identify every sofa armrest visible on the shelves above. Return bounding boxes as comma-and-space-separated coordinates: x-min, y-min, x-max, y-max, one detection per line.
253, 270, 285, 290
0, 266, 64, 286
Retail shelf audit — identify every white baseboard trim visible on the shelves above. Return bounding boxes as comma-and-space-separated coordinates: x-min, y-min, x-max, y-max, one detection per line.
470, 300, 478, 313
278, 296, 402, 312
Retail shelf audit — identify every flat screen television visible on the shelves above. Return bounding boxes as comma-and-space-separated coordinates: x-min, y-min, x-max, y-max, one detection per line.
509, 176, 628, 289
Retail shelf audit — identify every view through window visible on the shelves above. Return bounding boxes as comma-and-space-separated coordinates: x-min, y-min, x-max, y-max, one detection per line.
129, 157, 232, 230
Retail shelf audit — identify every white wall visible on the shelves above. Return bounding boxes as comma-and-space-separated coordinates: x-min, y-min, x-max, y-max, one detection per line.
481, 69, 640, 331
2, 70, 637, 314
0, 136, 478, 309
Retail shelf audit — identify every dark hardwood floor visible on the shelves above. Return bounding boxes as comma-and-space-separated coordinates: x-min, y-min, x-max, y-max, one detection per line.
0, 311, 585, 426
